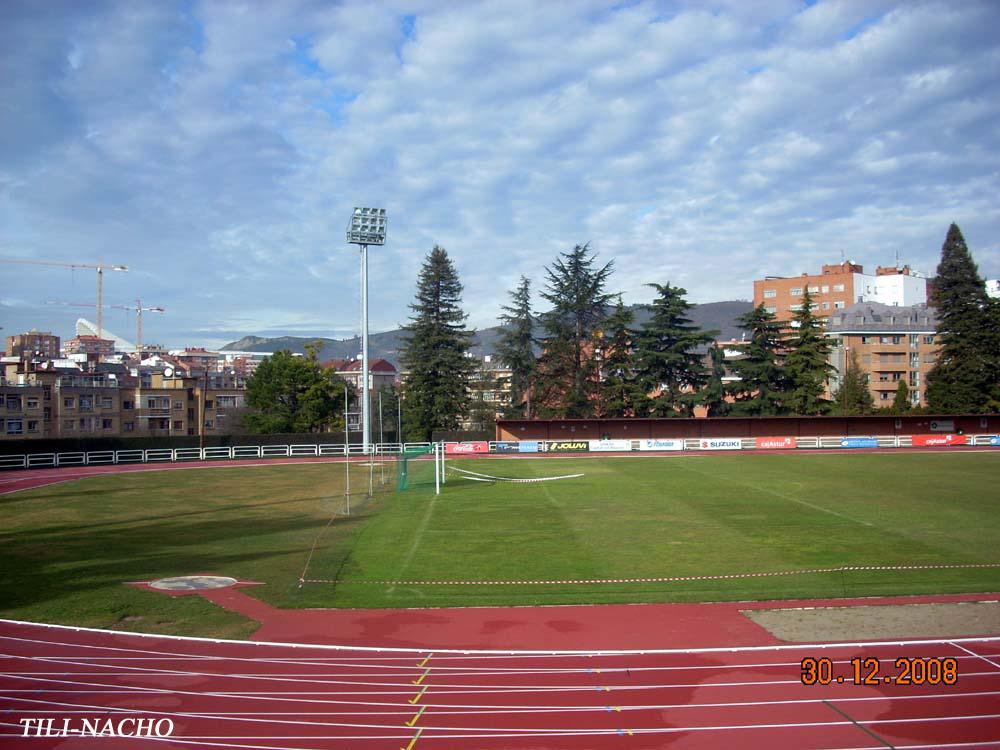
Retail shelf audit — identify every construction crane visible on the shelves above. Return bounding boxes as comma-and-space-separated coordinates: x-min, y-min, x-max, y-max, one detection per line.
0, 258, 128, 341
47, 299, 165, 357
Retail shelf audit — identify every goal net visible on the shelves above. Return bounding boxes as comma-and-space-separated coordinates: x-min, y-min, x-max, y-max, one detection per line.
396, 445, 438, 492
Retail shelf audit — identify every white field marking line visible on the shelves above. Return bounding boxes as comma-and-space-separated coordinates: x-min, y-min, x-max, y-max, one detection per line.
677, 459, 876, 527
5, 651, 992, 678
5, 712, 1000, 739
952, 642, 1000, 672
4, 619, 1000, 657
387, 489, 440, 597
7, 689, 1000, 720
0, 478, 77, 496
448, 466, 584, 482
310, 562, 1000, 586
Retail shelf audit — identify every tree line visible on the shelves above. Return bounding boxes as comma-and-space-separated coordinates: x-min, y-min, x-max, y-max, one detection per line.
240, 224, 999, 436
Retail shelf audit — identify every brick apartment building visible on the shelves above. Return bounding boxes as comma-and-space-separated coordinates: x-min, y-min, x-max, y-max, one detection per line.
6, 330, 61, 360
754, 261, 927, 323
825, 302, 938, 408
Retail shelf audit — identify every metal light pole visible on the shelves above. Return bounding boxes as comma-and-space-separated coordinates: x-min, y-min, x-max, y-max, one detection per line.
346, 207, 387, 455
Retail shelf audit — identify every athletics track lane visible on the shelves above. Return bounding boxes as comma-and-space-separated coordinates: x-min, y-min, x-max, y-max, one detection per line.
2, 620, 999, 749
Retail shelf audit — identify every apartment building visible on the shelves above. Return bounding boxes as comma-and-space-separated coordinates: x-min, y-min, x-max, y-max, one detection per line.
825, 302, 938, 408
5, 330, 61, 360
65, 335, 115, 356
754, 261, 927, 323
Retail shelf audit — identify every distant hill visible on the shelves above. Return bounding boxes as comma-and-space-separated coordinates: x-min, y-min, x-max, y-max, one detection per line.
220, 300, 754, 366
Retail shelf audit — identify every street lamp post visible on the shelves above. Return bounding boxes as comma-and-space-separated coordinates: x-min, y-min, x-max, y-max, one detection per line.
346, 207, 387, 455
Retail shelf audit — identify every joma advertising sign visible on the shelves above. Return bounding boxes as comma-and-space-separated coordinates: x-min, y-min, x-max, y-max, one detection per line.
546, 441, 590, 453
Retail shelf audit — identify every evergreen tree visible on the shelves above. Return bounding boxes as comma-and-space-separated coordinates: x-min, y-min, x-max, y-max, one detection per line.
494, 276, 536, 418
726, 304, 789, 416
632, 282, 718, 417
399, 246, 476, 441
534, 243, 615, 417
244, 347, 346, 433
891, 378, 910, 414
833, 348, 874, 415
784, 287, 834, 415
926, 223, 997, 413
702, 343, 730, 417
595, 298, 643, 417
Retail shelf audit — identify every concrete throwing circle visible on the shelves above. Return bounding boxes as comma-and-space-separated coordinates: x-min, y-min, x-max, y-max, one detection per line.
149, 575, 238, 591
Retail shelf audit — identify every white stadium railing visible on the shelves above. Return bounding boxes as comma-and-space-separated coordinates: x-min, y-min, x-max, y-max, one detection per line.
0, 435, 996, 471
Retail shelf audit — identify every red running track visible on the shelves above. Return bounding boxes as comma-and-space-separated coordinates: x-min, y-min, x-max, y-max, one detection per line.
2, 619, 1000, 749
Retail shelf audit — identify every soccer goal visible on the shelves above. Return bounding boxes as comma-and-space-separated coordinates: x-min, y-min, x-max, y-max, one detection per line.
396, 444, 444, 493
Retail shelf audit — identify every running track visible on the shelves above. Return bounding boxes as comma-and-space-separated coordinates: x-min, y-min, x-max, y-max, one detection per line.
2, 453, 999, 747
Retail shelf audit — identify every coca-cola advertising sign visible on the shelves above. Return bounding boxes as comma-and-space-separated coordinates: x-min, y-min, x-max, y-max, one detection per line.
445, 441, 490, 455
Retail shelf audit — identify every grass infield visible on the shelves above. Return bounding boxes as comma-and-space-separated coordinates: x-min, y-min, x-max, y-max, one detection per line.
1, 452, 998, 637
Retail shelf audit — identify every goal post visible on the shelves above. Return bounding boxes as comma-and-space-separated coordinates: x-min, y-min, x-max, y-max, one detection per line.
396, 445, 437, 492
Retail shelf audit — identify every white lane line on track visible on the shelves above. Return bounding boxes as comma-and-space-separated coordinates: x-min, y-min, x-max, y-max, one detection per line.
5, 620, 1000, 657
952, 642, 1000, 672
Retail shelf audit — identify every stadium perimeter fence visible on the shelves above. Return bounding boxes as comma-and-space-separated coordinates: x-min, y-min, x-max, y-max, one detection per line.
1, 433, 998, 471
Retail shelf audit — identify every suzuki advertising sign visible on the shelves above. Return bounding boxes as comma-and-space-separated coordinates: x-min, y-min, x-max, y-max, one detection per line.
756, 437, 797, 450
639, 439, 685, 451
588, 439, 632, 452
912, 434, 966, 447
840, 437, 879, 449
445, 441, 489, 455
698, 438, 742, 451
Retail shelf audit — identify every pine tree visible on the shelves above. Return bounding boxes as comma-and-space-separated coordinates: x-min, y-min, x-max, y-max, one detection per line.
784, 287, 834, 415
702, 343, 730, 417
534, 243, 615, 417
926, 224, 997, 413
494, 276, 536, 418
891, 378, 910, 414
595, 298, 642, 417
632, 283, 718, 417
833, 348, 874, 415
726, 304, 789, 416
399, 246, 477, 441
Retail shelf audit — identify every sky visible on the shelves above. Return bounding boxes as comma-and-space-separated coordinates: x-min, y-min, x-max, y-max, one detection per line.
2, 0, 999, 350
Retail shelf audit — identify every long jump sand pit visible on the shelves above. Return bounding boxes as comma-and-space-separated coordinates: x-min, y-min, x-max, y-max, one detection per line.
744, 599, 1000, 642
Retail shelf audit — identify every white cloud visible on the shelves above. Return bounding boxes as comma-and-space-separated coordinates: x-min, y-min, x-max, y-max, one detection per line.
1, 0, 998, 350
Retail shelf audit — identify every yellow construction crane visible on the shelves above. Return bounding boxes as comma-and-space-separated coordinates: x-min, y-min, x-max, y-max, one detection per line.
47, 299, 165, 356
0, 258, 128, 341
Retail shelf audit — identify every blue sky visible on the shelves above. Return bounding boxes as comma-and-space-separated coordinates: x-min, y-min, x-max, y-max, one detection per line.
2, 0, 998, 349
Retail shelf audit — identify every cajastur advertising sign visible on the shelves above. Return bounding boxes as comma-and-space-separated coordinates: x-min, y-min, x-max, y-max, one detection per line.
911, 434, 966, 447
546, 441, 590, 453
445, 441, 489, 455
756, 436, 797, 450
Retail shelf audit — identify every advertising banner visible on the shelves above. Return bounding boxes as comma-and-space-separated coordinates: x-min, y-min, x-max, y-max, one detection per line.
929, 419, 956, 433
588, 439, 632, 452
698, 438, 742, 451
756, 436, 797, 450
493, 441, 520, 454
639, 439, 685, 451
912, 434, 966, 447
445, 441, 489, 455
519, 441, 540, 453
840, 437, 879, 449
990, 436, 1000, 447
546, 440, 590, 453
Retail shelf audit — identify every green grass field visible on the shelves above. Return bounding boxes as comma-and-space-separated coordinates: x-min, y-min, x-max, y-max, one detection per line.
1, 452, 999, 638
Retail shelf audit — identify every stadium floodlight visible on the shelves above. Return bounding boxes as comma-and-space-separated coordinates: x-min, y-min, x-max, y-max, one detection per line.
345, 206, 388, 457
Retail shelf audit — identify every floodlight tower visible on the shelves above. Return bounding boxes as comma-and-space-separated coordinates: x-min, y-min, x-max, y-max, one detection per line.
346, 207, 387, 455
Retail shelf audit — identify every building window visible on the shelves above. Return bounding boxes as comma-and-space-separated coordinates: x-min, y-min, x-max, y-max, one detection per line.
26, 398, 39, 410
173, 420, 183, 430
911, 390, 921, 404
821, 285, 829, 293
909, 334, 919, 348
27, 420, 39, 433
861, 336, 870, 344
833, 283, 845, 292
909, 372, 920, 386
789, 287, 802, 296
879, 336, 890, 344
173, 401, 183, 411
216, 395, 239, 408
923, 335, 935, 344
6, 396, 22, 411
123, 421, 134, 432
892, 336, 901, 344
808, 285, 819, 293
763, 289, 776, 298
63, 397, 75, 409
6, 419, 23, 435
204, 420, 214, 429
923, 353, 936, 363
79, 395, 93, 411
822, 302, 829, 310
834, 301, 845, 309
789, 303, 803, 311
879, 392, 891, 401
123, 400, 134, 410
205, 400, 214, 409
910, 353, 919, 367
101, 397, 113, 409
765, 306, 776, 314
63, 419, 74, 431
102, 419, 113, 430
